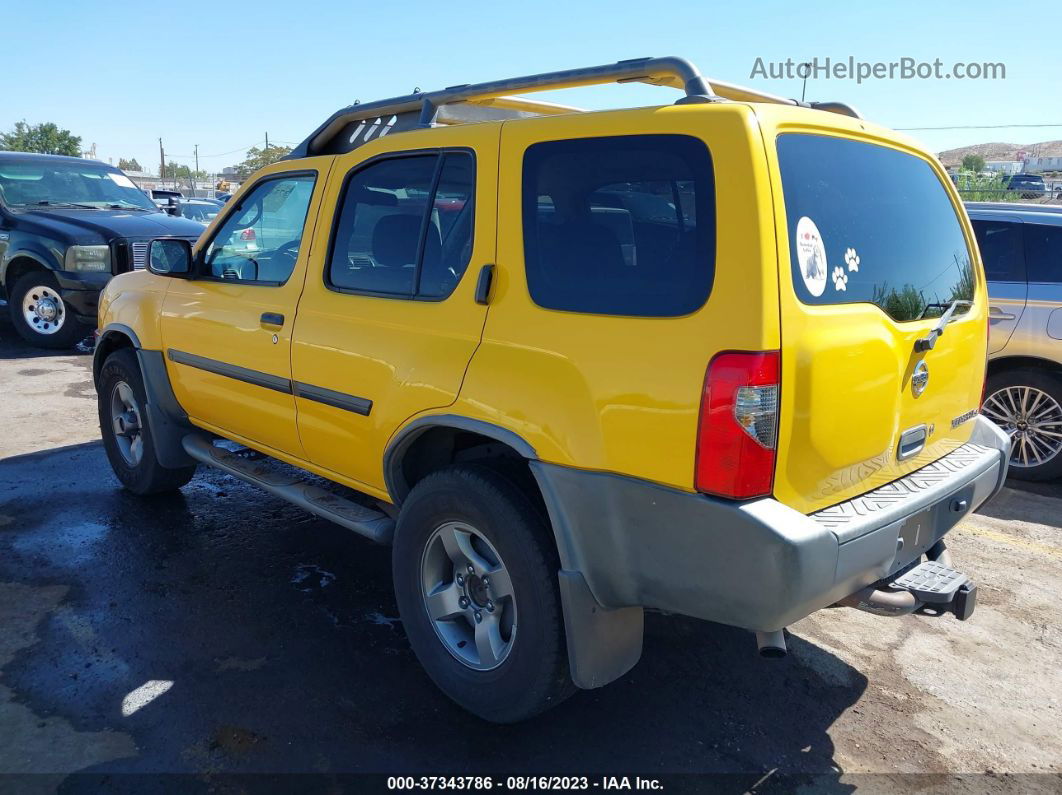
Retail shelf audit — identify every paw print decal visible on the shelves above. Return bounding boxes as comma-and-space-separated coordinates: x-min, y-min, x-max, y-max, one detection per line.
845, 247, 860, 272
832, 266, 848, 291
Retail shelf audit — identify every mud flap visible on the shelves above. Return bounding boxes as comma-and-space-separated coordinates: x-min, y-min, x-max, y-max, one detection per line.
557, 570, 643, 689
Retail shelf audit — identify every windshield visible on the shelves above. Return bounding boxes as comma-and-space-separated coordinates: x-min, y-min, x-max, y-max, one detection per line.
0, 161, 158, 211
778, 134, 975, 322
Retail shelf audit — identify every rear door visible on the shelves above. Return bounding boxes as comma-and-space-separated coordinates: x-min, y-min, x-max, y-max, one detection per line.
291, 124, 495, 494
767, 131, 988, 514
969, 215, 1027, 353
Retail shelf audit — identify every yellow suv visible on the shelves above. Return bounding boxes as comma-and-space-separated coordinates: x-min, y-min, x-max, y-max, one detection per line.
94, 57, 1010, 722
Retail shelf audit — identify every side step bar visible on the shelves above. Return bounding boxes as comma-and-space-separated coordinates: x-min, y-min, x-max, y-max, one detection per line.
182, 434, 394, 545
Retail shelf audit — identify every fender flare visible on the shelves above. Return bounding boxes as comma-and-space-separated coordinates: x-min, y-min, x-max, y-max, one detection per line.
382, 414, 537, 505
94, 324, 196, 469
1, 247, 54, 288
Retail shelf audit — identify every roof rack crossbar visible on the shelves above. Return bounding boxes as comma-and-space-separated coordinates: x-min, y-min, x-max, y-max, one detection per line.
286, 56, 862, 158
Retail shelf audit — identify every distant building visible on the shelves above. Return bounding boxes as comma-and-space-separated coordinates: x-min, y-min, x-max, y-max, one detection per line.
984, 160, 1022, 175
1022, 156, 1062, 174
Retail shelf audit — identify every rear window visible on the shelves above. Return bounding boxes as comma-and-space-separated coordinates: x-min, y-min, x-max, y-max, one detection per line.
972, 220, 1026, 282
778, 134, 975, 322
1025, 223, 1062, 284
522, 134, 715, 317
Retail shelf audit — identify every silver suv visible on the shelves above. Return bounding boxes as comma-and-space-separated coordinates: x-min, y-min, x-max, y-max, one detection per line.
967, 202, 1062, 480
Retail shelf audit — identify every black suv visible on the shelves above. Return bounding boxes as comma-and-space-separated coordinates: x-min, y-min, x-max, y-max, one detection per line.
0, 152, 204, 348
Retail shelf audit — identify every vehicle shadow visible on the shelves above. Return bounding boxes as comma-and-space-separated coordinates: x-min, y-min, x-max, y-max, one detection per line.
0, 441, 864, 788
0, 326, 92, 361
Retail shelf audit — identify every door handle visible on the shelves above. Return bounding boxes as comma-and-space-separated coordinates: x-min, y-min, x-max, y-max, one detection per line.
474, 264, 495, 305
989, 306, 1015, 321
260, 312, 285, 327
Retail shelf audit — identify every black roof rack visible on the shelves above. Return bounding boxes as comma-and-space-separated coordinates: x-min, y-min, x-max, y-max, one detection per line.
286, 56, 862, 159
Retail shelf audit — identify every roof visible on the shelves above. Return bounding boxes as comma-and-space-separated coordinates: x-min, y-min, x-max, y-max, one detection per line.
965, 201, 1062, 224
0, 151, 105, 166
286, 56, 861, 160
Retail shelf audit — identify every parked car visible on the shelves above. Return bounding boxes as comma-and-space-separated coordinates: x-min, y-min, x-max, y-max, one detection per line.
1003, 173, 1047, 199
0, 152, 205, 348
94, 56, 1008, 722
967, 202, 1062, 480
172, 198, 224, 225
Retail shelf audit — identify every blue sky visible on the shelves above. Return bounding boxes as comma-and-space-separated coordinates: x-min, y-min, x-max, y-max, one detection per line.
4, 0, 1059, 173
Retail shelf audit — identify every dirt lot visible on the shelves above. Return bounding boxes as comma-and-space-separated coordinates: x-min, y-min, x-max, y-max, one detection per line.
1, 326, 1061, 791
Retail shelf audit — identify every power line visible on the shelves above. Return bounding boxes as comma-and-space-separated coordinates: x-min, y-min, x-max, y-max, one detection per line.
896, 123, 1062, 131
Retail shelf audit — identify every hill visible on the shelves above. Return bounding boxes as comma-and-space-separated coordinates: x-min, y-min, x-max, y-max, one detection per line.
938, 140, 1062, 166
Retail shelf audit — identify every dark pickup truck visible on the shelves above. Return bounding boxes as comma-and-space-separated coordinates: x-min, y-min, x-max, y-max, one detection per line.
0, 151, 203, 348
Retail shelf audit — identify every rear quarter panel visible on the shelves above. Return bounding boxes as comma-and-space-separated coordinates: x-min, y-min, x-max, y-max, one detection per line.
453, 103, 780, 490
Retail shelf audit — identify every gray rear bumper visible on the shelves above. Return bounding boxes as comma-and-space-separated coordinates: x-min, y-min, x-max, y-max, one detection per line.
533, 415, 1010, 635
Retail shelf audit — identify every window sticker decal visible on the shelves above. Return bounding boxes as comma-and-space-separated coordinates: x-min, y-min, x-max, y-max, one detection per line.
845, 247, 860, 272
832, 266, 848, 291
795, 216, 827, 297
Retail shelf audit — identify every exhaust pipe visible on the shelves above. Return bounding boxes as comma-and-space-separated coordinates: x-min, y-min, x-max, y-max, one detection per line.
755, 629, 787, 658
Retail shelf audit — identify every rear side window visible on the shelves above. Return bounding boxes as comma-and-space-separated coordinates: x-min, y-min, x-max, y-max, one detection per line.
522, 134, 715, 317
328, 151, 475, 298
1024, 223, 1062, 284
972, 220, 1026, 282
778, 134, 974, 322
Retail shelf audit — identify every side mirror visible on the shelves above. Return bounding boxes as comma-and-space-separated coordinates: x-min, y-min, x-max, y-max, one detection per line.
148, 238, 193, 276
165, 197, 182, 216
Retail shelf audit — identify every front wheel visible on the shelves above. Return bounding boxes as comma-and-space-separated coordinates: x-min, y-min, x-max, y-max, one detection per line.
98, 348, 196, 494
392, 464, 574, 723
9, 271, 82, 349
983, 369, 1062, 481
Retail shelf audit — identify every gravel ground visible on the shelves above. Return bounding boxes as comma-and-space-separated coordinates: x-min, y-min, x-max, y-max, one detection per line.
1, 327, 1060, 792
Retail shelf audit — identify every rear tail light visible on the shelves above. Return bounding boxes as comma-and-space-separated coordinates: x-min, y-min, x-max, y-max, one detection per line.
695, 351, 780, 499
240, 228, 256, 240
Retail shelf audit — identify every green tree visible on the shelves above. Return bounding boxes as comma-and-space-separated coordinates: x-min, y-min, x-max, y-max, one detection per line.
0, 120, 82, 156
118, 157, 143, 172
232, 144, 292, 179
961, 154, 985, 173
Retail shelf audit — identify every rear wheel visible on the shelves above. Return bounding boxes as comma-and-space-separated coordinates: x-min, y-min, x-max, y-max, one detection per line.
392, 464, 574, 723
983, 368, 1062, 481
9, 271, 82, 349
98, 348, 196, 494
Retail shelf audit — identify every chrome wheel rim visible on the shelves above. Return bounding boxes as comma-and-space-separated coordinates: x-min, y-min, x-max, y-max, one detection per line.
109, 381, 144, 467
21, 285, 66, 335
419, 521, 516, 671
983, 386, 1062, 469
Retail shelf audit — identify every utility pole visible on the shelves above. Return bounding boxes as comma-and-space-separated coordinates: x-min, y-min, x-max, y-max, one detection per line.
159, 138, 166, 186
265, 131, 269, 151
194, 144, 199, 196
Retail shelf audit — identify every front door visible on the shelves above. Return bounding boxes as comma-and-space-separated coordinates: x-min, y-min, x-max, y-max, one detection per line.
161, 164, 330, 457
292, 124, 497, 494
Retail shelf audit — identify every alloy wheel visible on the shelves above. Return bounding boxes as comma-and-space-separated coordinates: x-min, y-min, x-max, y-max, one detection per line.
109, 381, 145, 467
419, 520, 517, 671
983, 385, 1062, 469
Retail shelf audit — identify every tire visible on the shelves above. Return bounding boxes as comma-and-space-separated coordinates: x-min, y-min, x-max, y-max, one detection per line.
983, 368, 1062, 481
8, 271, 83, 349
392, 464, 574, 723
98, 348, 196, 495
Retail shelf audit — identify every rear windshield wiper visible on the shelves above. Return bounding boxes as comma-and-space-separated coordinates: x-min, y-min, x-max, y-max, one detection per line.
914, 299, 972, 352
